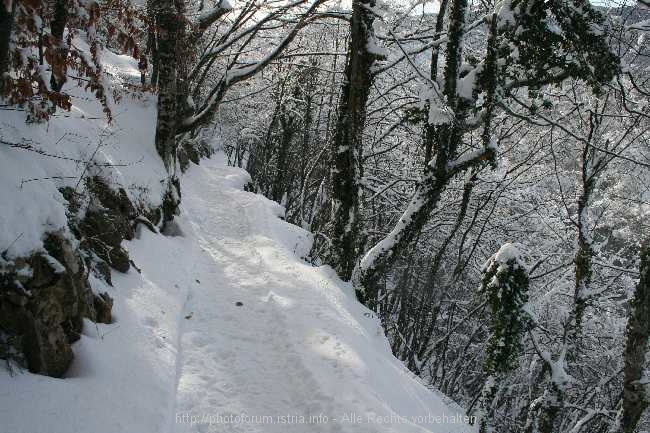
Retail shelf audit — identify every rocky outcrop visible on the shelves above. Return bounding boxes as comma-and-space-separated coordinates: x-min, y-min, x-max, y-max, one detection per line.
63, 177, 137, 281
178, 138, 201, 173
63, 176, 161, 285
0, 176, 156, 377
0, 171, 179, 377
0, 232, 111, 377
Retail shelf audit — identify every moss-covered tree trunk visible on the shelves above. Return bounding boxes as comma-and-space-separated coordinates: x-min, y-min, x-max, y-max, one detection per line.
146, 0, 159, 87
154, 0, 179, 173
571, 137, 597, 345
153, 0, 183, 224
272, 112, 297, 204
422, 0, 448, 166
613, 245, 650, 433
327, 0, 379, 281
478, 244, 530, 433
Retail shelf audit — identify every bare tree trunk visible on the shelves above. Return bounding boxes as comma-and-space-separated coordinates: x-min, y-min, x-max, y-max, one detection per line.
327, 0, 380, 281
153, 0, 182, 223
613, 245, 650, 433
146, 0, 159, 87
49, 0, 69, 92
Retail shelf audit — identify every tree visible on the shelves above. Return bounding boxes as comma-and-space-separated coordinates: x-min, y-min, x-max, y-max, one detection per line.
147, 0, 326, 221
323, 0, 383, 281
613, 244, 650, 433
49, 0, 69, 92
1, 0, 143, 121
477, 243, 531, 433
0, 1, 15, 95
355, 0, 620, 306
152, 0, 183, 223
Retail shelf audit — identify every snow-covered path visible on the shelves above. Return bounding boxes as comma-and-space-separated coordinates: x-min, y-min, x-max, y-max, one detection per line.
0, 155, 472, 433
172, 156, 471, 433
173, 159, 342, 433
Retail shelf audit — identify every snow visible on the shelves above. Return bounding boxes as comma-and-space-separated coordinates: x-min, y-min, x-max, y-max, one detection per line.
367, 36, 388, 57
0, 44, 165, 258
359, 188, 426, 277
0, 154, 472, 433
446, 136, 496, 173
1, 32, 471, 433
197, 0, 233, 20
496, 0, 516, 28
418, 81, 454, 126
493, 243, 523, 265
457, 63, 482, 101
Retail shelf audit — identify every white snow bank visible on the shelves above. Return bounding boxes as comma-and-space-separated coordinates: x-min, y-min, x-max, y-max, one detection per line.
0, 45, 164, 258
1, 154, 472, 433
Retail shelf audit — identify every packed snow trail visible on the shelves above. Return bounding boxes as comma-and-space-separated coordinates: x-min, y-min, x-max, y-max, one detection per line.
172, 155, 471, 433
0, 155, 472, 433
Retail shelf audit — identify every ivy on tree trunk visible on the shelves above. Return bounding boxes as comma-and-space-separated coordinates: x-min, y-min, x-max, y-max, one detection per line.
327, 0, 380, 281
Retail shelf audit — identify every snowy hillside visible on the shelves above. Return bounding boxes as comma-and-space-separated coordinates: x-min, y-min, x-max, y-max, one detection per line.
6, 0, 645, 431
0, 46, 164, 258
0, 39, 471, 433
0, 154, 472, 433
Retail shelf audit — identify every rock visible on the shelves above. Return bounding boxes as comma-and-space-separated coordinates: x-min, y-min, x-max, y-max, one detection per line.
78, 209, 131, 274
0, 176, 169, 377
107, 245, 130, 273
134, 215, 157, 234
93, 292, 113, 324
74, 176, 142, 276
0, 232, 100, 377
161, 177, 181, 229
142, 207, 162, 228
86, 177, 136, 238
91, 256, 112, 286
0, 175, 168, 377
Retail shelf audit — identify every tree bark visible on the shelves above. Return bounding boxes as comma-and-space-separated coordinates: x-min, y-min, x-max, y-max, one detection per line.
272, 112, 296, 203
571, 117, 599, 347
153, 0, 180, 173
327, 0, 380, 280
146, 0, 159, 86
614, 245, 650, 433
0, 1, 15, 95
49, 0, 69, 92
423, 0, 449, 166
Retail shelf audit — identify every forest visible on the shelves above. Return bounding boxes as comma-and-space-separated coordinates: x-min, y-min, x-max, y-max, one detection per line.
1, 0, 650, 432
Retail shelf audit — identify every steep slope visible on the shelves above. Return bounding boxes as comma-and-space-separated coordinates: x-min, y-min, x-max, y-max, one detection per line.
1, 154, 472, 433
